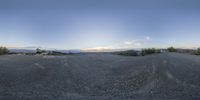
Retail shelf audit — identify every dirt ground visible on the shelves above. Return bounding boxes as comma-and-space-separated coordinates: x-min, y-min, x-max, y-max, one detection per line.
0, 53, 200, 100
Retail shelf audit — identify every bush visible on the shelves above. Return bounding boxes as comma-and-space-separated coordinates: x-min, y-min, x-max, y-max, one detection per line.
155, 49, 161, 53
141, 48, 159, 56
116, 50, 139, 56
196, 48, 200, 55
167, 47, 177, 52
0, 47, 9, 55
36, 48, 46, 54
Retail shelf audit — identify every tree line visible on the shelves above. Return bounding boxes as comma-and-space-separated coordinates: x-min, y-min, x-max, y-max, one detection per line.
1, 46, 200, 55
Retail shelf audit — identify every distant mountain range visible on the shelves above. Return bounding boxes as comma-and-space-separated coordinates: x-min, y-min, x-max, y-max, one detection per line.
9, 49, 36, 53
8, 48, 82, 54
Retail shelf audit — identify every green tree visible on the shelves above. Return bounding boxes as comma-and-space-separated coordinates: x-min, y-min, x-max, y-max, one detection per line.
0, 47, 9, 55
36, 48, 46, 54
36, 48, 42, 54
141, 48, 159, 56
196, 48, 200, 55
167, 47, 177, 52
118, 50, 139, 56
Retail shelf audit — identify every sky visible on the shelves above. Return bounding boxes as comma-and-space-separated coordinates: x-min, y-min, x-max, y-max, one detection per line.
0, 0, 200, 50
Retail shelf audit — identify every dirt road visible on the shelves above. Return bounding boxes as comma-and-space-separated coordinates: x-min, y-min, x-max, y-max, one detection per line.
0, 53, 200, 100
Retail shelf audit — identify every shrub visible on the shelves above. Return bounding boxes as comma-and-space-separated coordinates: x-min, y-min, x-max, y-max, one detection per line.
141, 48, 159, 56
0, 47, 9, 55
155, 49, 161, 53
167, 47, 177, 52
36, 48, 46, 54
196, 48, 200, 55
116, 50, 139, 56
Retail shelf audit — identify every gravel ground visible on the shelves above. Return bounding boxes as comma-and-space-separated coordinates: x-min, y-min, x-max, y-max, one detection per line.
0, 53, 200, 100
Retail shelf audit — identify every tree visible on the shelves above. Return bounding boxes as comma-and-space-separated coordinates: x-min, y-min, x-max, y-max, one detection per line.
0, 47, 9, 55
141, 48, 158, 56
196, 48, 200, 55
36, 48, 42, 54
119, 50, 139, 56
36, 48, 46, 54
167, 47, 177, 52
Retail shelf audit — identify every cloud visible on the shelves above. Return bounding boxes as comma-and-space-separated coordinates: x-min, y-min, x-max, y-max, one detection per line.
83, 46, 114, 51
135, 42, 141, 46
123, 40, 142, 46
124, 41, 133, 45
145, 36, 152, 41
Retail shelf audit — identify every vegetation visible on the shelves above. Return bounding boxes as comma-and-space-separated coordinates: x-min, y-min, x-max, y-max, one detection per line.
116, 48, 161, 56
36, 48, 46, 54
155, 49, 161, 53
116, 50, 139, 56
141, 48, 160, 56
196, 48, 200, 55
167, 47, 177, 52
49, 51, 72, 55
0, 47, 9, 55
36, 48, 72, 55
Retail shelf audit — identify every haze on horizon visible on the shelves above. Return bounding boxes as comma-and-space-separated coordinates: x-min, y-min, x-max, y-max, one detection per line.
0, 0, 200, 50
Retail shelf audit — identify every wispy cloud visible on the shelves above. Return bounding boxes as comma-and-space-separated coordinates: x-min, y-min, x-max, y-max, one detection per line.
134, 42, 142, 46
123, 40, 142, 47
145, 36, 152, 41
124, 41, 133, 45
83, 46, 114, 51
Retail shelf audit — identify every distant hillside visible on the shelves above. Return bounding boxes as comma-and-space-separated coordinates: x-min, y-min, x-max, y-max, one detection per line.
9, 49, 36, 53
9, 49, 82, 54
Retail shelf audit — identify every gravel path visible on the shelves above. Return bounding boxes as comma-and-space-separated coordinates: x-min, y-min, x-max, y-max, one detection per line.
0, 53, 200, 100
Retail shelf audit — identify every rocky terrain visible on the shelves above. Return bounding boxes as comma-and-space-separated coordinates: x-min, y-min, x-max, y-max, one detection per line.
0, 53, 200, 100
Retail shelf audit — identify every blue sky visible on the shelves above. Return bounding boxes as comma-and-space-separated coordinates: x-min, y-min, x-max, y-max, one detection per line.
0, 0, 200, 50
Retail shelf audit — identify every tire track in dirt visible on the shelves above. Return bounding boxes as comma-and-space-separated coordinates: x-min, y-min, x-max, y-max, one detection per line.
163, 54, 200, 89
